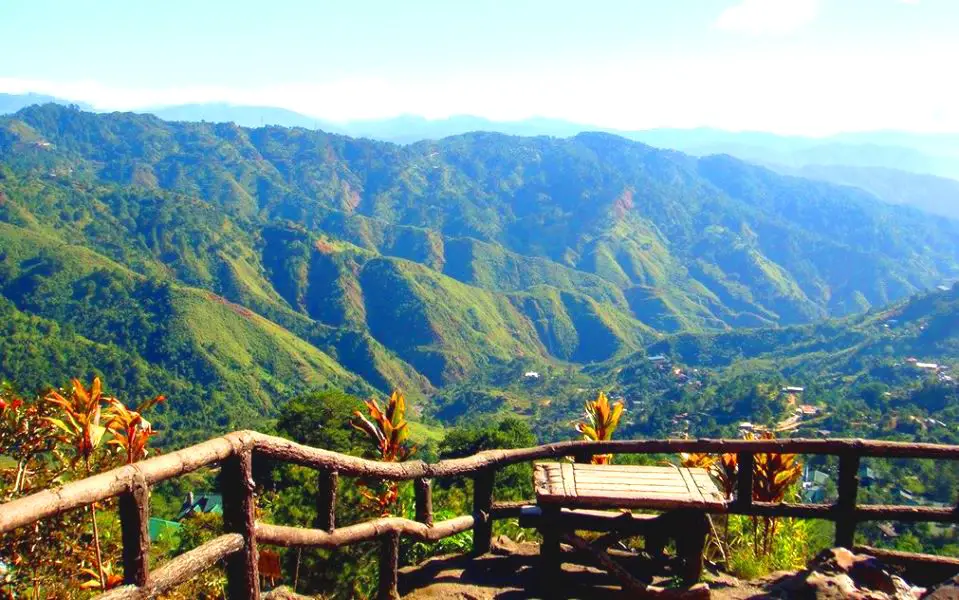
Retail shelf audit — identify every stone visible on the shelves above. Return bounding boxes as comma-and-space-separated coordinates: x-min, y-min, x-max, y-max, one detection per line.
804, 571, 862, 599
849, 556, 898, 595
923, 574, 959, 600
812, 547, 858, 573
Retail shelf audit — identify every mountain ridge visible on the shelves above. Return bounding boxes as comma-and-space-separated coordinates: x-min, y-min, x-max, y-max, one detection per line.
0, 103, 956, 435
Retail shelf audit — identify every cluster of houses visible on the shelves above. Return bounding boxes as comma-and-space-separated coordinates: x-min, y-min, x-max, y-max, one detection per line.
802, 463, 877, 503
905, 357, 954, 384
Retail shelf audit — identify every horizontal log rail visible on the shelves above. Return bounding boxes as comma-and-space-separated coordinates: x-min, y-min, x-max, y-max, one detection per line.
255, 515, 476, 547
97, 533, 245, 600
0, 431, 958, 599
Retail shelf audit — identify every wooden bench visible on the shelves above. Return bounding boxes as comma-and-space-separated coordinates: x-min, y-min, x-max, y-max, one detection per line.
529, 462, 727, 595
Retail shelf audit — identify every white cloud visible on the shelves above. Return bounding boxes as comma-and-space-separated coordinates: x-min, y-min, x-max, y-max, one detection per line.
714, 0, 820, 35
2, 44, 958, 136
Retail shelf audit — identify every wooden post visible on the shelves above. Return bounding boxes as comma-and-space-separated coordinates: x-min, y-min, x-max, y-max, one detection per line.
316, 468, 337, 532
540, 505, 563, 596
378, 531, 400, 600
835, 452, 861, 548
222, 449, 260, 600
736, 452, 754, 509
675, 510, 709, 584
119, 470, 150, 587
414, 478, 433, 527
472, 469, 495, 555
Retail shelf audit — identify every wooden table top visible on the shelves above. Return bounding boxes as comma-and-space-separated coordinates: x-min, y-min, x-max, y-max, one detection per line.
534, 462, 728, 511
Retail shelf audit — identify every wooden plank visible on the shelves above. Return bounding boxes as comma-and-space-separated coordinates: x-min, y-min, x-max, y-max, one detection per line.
736, 452, 754, 509
572, 464, 688, 475
572, 478, 688, 488
315, 468, 337, 532
414, 478, 433, 527
572, 484, 693, 494
678, 468, 707, 504
572, 472, 687, 483
534, 464, 551, 498
472, 469, 495, 555
378, 532, 400, 600
561, 462, 576, 498
561, 495, 727, 511
221, 449, 260, 600
118, 471, 150, 587
572, 479, 689, 488
835, 452, 860, 548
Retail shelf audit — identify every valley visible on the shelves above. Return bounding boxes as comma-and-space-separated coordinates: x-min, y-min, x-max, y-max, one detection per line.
0, 103, 956, 443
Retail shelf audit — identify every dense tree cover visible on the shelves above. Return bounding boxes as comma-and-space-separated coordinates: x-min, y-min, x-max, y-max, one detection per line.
0, 105, 956, 435
0, 105, 956, 577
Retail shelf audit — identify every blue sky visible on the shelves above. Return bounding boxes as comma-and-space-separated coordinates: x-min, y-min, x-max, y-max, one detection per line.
2, 0, 957, 134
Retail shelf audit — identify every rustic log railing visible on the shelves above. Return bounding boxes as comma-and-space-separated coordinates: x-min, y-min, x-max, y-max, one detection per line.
2, 432, 959, 599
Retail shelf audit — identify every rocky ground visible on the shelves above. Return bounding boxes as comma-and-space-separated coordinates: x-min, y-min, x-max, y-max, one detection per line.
395, 538, 956, 599
262, 538, 959, 599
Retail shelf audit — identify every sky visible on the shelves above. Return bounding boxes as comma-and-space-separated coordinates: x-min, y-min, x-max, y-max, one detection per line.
1, 0, 957, 135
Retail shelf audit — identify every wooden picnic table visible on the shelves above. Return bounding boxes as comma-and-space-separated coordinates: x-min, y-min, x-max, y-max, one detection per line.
534, 462, 727, 511
528, 462, 727, 597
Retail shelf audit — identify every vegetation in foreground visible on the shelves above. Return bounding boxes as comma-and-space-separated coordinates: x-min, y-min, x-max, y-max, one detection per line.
0, 378, 866, 598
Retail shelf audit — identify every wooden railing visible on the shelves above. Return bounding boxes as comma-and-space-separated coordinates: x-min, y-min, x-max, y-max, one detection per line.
2, 432, 959, 599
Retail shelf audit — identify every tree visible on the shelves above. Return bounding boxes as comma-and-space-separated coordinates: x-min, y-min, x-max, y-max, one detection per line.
276, 389, 363, 453
440, 417, 536, 500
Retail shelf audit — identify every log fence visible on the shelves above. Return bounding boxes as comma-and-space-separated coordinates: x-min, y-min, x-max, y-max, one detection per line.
2, 431, 959, 599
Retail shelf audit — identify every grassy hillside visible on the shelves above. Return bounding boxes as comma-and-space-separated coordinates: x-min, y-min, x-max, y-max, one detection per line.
0, 105, 956, 438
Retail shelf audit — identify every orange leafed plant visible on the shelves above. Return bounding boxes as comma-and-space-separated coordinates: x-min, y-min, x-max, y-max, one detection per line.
44, 377, 112, 467
351, 390, 414, 462
679, 452, 717, 470
106, 394, 164, 464
679, 451, 739, 501
574, 391, 624, 464
79, 561, 123, 591
350, 391, 415, 515
750, 431, 802, 503
746, 431, 803, 556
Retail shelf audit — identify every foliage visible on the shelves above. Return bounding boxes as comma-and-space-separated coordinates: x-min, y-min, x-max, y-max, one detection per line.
0, 377, 160, 597
574, 391, 624, 464
1, 104, 956, 446
105, 393, 164, 464
351, 390, 415, 463
350, 390, 416, 516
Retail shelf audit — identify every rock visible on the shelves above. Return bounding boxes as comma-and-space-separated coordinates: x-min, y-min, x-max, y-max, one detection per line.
262, 586, 315, 599
923, 574, 959, 599
803, 547, 924, 599
770, 569, 861, 599
849, 556, 898, 595
804, 571, 862, 599
813, 547, 858, 573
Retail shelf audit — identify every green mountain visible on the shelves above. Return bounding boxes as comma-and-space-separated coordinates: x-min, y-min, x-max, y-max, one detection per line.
0, 104, 956, 435
782, 164, 959, 221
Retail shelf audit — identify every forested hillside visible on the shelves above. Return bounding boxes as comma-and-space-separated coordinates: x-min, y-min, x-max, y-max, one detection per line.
0, 104, 956, 439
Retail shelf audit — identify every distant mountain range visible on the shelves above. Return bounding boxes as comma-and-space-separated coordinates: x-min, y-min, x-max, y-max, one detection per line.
0, 103, 956, 437
2, 93, 956, 220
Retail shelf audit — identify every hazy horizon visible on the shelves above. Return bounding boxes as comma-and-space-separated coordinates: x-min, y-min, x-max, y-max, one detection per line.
3, 0, 958, 136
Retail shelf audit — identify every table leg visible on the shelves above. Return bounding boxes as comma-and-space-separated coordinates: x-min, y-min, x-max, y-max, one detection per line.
675, 510, 709, 585
539, 506, 563, 596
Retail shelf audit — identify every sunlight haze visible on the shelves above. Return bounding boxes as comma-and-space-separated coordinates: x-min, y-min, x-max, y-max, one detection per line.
2, 0, 957, 134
